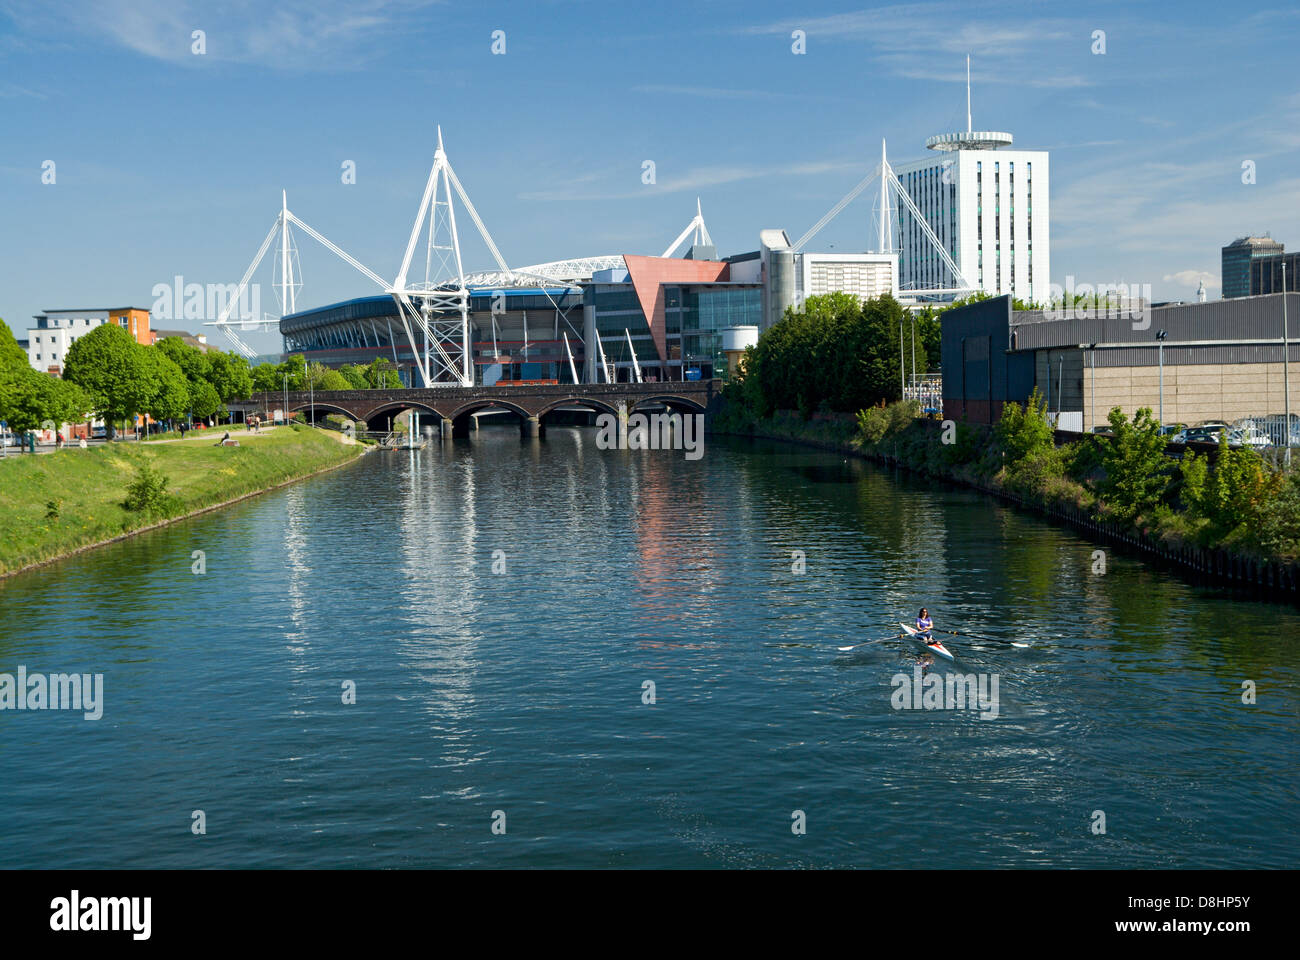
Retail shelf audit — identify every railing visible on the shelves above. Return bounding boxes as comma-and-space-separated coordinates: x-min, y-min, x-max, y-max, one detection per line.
904, 376, 942, 415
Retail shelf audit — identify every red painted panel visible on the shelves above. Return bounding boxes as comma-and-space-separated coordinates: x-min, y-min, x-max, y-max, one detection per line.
622, 255, 729, 362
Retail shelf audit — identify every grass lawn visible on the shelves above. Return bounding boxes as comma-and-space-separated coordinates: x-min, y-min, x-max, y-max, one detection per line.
0, 424, 363, 577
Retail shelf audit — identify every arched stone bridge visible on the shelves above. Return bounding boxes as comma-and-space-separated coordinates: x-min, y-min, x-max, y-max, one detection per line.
244, 379, 723, 437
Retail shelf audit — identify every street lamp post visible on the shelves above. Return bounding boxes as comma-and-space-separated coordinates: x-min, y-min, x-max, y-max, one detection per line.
1284, 262, 1291, 466
1156, 330, 1168, 429
283, 373, 288, 426
899, 316, 905, 400
1088, 344, 1098, 433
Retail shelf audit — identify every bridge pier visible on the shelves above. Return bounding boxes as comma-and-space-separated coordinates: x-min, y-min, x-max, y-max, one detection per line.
523, 416, 543, 439
440, 419, 453, 441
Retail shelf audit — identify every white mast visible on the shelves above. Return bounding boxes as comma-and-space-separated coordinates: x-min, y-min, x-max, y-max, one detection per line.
625, 328, 642, 383
966, 55, 972, 133
878, 139, 891, 254
280, 190, 296, 315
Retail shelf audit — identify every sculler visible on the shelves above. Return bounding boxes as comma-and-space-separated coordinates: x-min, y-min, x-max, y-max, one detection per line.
915, 608, 933, 641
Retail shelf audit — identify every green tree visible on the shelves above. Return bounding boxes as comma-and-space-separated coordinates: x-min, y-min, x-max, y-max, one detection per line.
742, 292, 911, 416
338, 364, 369, 389
280, 354, 307, 390
142, 351, 190, 422
63, 324, 156, 437
317, 368, 350, 391
1097, 407, 1171, 521
994, 388, 1054, 463
250, 362, 282, 393
362, 357, 402, 388
2, 371, 92, 441
305, 361, 333, 390
206, 350, 252, 403
188, 379, 221, 420
155, 336, 211, 383
1181, 438, 1282, 535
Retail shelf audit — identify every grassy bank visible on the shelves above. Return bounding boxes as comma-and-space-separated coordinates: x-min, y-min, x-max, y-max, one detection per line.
0, 424, 364, 578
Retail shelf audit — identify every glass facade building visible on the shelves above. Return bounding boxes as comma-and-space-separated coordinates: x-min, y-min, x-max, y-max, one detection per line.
588, 281, 761, 380
1222, 236, 1284, 299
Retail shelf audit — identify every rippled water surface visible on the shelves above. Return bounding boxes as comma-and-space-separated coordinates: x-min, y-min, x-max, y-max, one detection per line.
1, 428, 1297, 868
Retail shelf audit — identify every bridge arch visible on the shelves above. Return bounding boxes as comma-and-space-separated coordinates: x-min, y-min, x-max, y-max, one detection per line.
287, 401, 364, 424
536, 396, 621, 420
360, 400, 450, 433
629, 394, 708, 415
447, 398, 534, 422
446, 398, 536, 438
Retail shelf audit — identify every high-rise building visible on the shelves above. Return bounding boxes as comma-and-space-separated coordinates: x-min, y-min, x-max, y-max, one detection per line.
1222, 236, 1283, 298
893, 136, 1049, 306
1250, 250, 1300, 295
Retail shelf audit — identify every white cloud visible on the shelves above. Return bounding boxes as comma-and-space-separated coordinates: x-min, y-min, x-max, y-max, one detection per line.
3, 0, 439, 69
1163, 270, 1219, 289
518, 160, 861, 203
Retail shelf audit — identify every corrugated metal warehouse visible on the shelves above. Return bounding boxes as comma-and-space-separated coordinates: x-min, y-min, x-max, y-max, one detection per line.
941, 292, 1300, 434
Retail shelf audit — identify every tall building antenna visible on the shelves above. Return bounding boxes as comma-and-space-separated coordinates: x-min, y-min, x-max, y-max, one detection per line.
966, 55, 972, 133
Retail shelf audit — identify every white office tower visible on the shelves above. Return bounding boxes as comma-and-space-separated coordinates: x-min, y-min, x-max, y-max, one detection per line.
891, 58, 1050, 305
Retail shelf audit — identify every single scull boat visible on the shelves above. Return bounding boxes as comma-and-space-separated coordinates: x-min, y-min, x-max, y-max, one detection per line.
899, 622, 956, 661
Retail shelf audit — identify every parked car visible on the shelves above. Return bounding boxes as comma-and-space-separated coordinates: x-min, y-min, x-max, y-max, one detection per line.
1227, 426, 1271, 449
0, 432, 17, 447
1091, 425, 1115, 436
91, 426, 106, 438
1173, 426, 1226, 445
1158, 423, 1187, 438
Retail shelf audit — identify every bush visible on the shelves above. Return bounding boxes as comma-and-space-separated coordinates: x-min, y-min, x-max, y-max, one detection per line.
1258, 473, 1300, 559
123, 461, 179, 515
1002, 445, 1069, 499
994, 388, 1054, 463
1181, 439, 1284, 539
1064, 435, 1106, 481
1096, 407, 1171, 521
856, 399, 919, 444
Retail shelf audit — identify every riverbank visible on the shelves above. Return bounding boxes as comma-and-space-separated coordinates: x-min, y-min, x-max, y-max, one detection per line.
0, 424, 365, 580
711, 402, 1300, 603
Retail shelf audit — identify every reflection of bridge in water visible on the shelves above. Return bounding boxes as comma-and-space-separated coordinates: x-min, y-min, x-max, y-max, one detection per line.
242, 379, 723, 438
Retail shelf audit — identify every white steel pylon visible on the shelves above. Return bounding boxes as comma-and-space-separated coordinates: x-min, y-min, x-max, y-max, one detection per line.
661, 197, 715, 258
389, 127, 515, 387
793, 139, 974, 294
276, 190, 302, 316
207, 192, 388, 357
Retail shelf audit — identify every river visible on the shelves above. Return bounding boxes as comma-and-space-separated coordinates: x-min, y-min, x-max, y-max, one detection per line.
1, 426, 1296, 868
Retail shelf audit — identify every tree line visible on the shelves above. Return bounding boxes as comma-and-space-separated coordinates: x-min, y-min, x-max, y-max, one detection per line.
1, 318, 406, 446
728, 292, 939, 417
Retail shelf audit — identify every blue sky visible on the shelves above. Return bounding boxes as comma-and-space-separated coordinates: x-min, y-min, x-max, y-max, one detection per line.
2, 0, 1298, 354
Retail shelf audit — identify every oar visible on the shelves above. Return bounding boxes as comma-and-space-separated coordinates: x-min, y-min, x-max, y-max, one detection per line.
836, 637, 895, 652
934, 628, 1030, 648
